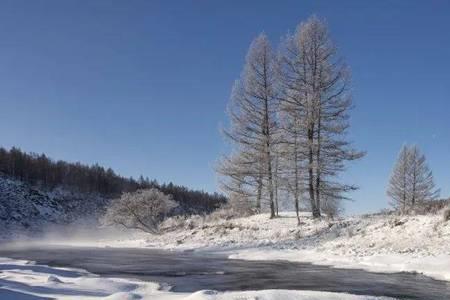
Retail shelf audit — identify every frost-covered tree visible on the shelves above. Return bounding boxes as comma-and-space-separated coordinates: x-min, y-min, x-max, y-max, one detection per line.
278, 16, 364, 218
101, 188, 177, 234
272, 152, 281, 217
387, 145, 411, 211
408, 145, 440, 207
277, 111, 305, 224
218, 33, 278, 218
217, 151, 258, 209
388, 145, 439, 212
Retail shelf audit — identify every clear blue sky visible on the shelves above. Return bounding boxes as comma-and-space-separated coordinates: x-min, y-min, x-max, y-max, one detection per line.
0, 1, 449, 214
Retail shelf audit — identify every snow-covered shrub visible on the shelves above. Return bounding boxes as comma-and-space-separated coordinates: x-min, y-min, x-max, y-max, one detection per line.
321, 197, 342, 219
160, 215, 187, 232
378, 208, 394, 216
406, 199, 449, 215
101, 188, 177, 234
344, 226, 355, 238
443, 207, 450, 222
206, 201, 256, 222
294, 230, 302, 240
185, 215, 205, 229
389, 218, 407, 228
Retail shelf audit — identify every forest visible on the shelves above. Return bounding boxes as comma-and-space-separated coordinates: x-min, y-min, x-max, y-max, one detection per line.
0, 146, 226, 214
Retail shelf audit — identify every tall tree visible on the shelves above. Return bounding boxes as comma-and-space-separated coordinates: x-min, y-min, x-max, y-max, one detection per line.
278, 16, 364, 218
277, 110, 305, 224
217, 151, 257, 209
218, 33, 278, 218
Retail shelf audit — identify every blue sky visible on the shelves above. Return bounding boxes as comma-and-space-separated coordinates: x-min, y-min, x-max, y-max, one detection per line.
0, 1, 449, 214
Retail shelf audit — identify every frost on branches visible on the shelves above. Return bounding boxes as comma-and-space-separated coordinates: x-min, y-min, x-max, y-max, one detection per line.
102, 188, 178, 234
387, 145, 439, 213
218, 16, 364, 219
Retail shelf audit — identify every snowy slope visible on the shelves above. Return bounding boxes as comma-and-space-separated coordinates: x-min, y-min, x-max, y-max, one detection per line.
0, 175, 108, 237
0, 176, 63, 233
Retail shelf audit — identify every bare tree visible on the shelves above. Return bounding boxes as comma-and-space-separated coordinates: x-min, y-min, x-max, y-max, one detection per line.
388, 145, 439, 212
278, 16, 364, 218
218, 33, 278, 218
272, 152, 281, 217
387, 145, 411, 212
277, 110, 305, 224
217, 151, 258, 209
102, 188, 177, 234
408, 145, 440, 207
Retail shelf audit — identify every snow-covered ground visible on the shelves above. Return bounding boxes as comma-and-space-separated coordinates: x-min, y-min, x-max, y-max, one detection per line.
3, 211, 449, 298
2, 172, 448, 284
87, 211, 450, 282
0, 257, 392, 300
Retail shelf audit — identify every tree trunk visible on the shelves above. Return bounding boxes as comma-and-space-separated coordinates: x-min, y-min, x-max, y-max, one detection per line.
314, 105, 322, 218
262, 53, 275, 219
308, 126, 318, 217
266, 129, 275, 219
256, 174, 262, 212
274, 167, 279, 217
294, 136, 301, 225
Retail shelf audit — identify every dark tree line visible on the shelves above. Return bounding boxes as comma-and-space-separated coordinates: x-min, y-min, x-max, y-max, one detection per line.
158, 182, 226, 214
0, 147, 226, 214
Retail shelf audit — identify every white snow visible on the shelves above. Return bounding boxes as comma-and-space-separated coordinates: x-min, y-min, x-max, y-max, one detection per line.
0, 175, 107, 236
0, 257, 391, 300
225, 213, 450, 281
3, 210, 450, 299
84, 211, 450, 282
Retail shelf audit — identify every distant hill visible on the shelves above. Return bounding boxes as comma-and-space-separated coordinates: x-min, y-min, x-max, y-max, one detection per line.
0, 146, 227, 234
0, 174, 108, 235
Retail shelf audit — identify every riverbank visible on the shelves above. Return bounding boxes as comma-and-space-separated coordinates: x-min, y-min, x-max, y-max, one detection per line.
3, 210, 449, 283
0, 257, 393, 299
96, 211, 450, 281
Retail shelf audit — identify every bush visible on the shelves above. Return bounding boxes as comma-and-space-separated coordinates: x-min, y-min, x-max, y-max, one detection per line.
159, 215, 187, 232
408, 199, 450, 215
101, 188, 177, 234
206, 201, 256, 222
443, 207, 450, 222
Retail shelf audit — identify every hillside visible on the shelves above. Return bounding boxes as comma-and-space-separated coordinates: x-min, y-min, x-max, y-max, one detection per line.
0, 174, 108, 237
0, 147, 226, 215
0, 146, 227, 237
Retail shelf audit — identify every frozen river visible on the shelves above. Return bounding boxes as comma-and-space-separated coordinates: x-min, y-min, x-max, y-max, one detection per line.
1, 246, 449, 300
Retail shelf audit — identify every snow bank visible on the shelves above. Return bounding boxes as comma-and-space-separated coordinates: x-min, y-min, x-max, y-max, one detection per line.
221, 213, 450, 281
0, 257, 391, 300
6, 210, 450, 287
230, 250, 450, 282
91, 211, 450, 281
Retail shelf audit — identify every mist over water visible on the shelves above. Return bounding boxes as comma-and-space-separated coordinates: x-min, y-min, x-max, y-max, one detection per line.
0, 221, 136, 250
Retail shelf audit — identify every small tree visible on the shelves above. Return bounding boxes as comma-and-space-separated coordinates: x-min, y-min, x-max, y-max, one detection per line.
387, 145, 439, 213
387, 145, 411, 212
408, 145, 440, 207
102, 188, 177, 234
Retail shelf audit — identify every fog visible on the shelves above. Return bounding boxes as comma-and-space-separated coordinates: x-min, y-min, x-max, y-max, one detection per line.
0, 221, 137, 250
